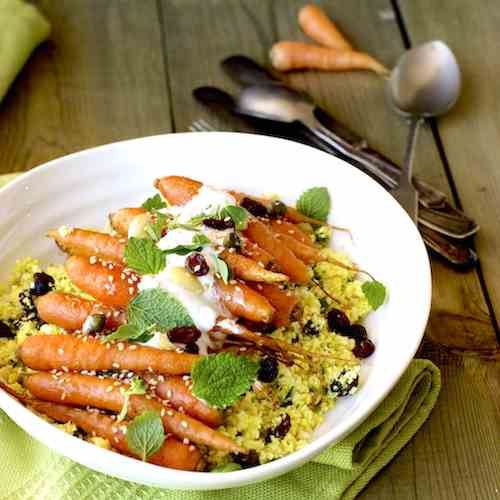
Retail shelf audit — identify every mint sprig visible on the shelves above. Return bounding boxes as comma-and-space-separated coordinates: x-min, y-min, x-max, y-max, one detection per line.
219, 205, 248, 230
124, 238, 166, 275
191, 352, 259, 409
141, 194, 167, 211
145, 212, 168, 242
163, 233, 211, 255
127, 411, 165, 461
296, 187, 331, 221
212, 255, 230, 283
362, 281, 387, 310
117, 377, 147, 422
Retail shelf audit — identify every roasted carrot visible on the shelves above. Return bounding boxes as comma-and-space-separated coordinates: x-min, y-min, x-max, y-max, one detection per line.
36, 292, 126, 332
154, 176, 202, 206
65, 255, 139, 308
243, 220, 311, 284
109, 208, 148, 236
250, 283, 299, 328
19, 335, 199, 375
143, 374, 223, 428
49, 228, 126, 264
25, 373, 245, 454
269, 219, 315, 247
270, 41, 389, 75
29, 400, 202, 470
275, 233, 322, 264
220, 250, 288, 283
241, 240, 274, 267
298, 4, 352, 51
215, 279, 275, 323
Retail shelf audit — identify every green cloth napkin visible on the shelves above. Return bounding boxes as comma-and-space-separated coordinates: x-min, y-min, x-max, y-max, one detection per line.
0, 171, 441, 500
0, 0, 50, 103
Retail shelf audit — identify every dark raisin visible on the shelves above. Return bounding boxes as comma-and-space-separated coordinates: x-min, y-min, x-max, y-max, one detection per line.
330, 372, 359, 397
327, 308, 350, 334
224, 231, 242, 251
0, 321, 14, 339
30, 272, 55, 296
185, 252, 209, 276
257, 356, 279, 383
303, 319, 320, 336
184, 341, 199, 354
202, 217, 234, 230
239, 319, 275, 335
344, 324, 368, 342
353, 338, 375, 358
19, 289, 36, 314
266, 414, 291, 442
167, 326, 202, 344
232, 450, 260, 468
268, 200, 287, 218
240, 197, 269, 218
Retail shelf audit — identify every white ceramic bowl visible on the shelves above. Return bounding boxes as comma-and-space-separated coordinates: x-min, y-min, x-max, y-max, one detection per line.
0, 133, 431, 490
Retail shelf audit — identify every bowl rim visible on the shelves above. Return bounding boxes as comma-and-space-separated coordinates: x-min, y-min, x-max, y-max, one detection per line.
0, 132, 432, 490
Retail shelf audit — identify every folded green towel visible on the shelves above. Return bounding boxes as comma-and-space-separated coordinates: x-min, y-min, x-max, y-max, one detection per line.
0, 171, 440, 500
0, 0, 50, 103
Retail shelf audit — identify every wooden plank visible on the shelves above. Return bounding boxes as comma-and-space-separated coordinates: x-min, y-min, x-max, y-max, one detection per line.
160, 1, 499, 497
397, 0, 500, 325
0, 0, 171, 174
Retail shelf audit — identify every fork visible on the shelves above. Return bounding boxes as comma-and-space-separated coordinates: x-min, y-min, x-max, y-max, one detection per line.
189, 119, 217, 133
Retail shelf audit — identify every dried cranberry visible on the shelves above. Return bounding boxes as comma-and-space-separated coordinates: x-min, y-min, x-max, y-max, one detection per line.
268, 200, 287, 218
184, 342, 199, 354
239, 319, 275, 335
344, 324, 368, 342
240, 197, 269, 218
266, 414, 291, 442
327, 308, 350, 334
202, 217, 234, 230
232, 450, 260, 468
258, 357, 279, 383
0, 321, 14, 339
30, 272, 55, 296
185, 252, 209, 276
353, 338, 375, 358
167, 326, 201, 344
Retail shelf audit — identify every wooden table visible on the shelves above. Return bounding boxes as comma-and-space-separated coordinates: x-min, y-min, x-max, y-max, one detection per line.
1, 1, 499, 498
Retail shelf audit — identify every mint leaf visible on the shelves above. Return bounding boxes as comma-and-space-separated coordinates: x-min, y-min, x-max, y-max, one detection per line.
362, 281, 387, 310
211, 463, 242, 473
296, 187, 331, 221
129, 288, 194, 333
191, 352, 259, 409
163, 233, 211, 256
145, 212, 167, 242
220, 205, 248, 230
127, 411, 165, 461
212, 255, 230, 283
141, 194, 167, 211
101, 324, 142, 343
117, 377, 147, 422
124, 238, 166, 275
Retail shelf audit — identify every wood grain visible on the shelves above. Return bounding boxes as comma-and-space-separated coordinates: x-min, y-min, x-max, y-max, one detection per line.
397, 0, 500, 327
0, 0, 170, 174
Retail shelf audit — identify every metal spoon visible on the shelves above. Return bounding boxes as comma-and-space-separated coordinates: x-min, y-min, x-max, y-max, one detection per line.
387, 40, 461, 222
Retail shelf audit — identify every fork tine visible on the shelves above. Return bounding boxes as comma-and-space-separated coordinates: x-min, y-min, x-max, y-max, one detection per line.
198, 119, 216, 131
189, 118, 217, 132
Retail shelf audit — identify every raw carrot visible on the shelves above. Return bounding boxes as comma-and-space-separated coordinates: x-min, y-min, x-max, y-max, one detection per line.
25, 373, 245, 454
298, 4, 352, 51
215, 278, 275, 323
243, 219, 311, 284
270, 41, 389, 75
36, 292, 126, 331
220, 250, 288, 283
48, 228, 126, 264
143, 373, 223, 428
269, 219, 315, 247
30, 400, 202, 471
154, 176, 202, 205
109, 207, 148, 236
249, 283, 299, 328
19, 335, 199, 375
65, 255, 139, 308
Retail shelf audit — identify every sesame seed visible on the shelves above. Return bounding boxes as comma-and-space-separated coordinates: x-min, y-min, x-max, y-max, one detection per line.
61, 366, 69, 373
166, 390, 172, 399
181, 421, 188, 429
128, 287, 134, 295
257, 284, 263, 290
183, 438, 190, 445
61, 393, 66, 400
158, 375, 165, 382
258, 262, 264, 268
147, 366, 153, 373
57, 348, 64, 355
117, 343, 124, 351
112, 363, 120, 369
108, 275, 114, 283
189, 445, 196, 452
114, 437, 119, 443
112, 426, 118, 433
106, 342, 111, 349
89, 256, 98, 264
182, 375, 190, 381
178, 406, 184, 413
105, 386, 113, 393
239, 347, 247, 352
113, 311, 120, 317
161, 409, 166, 417
288, 230, 295, 234
128, 345, 137, 350
167, 410, 174, 417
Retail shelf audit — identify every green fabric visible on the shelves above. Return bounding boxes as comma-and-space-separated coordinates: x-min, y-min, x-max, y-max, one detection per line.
0, 172, 441, 500
0, 0, 50, 103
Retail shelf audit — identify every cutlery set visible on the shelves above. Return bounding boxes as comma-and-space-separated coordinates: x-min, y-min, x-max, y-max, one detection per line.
191, 51, 478, 269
